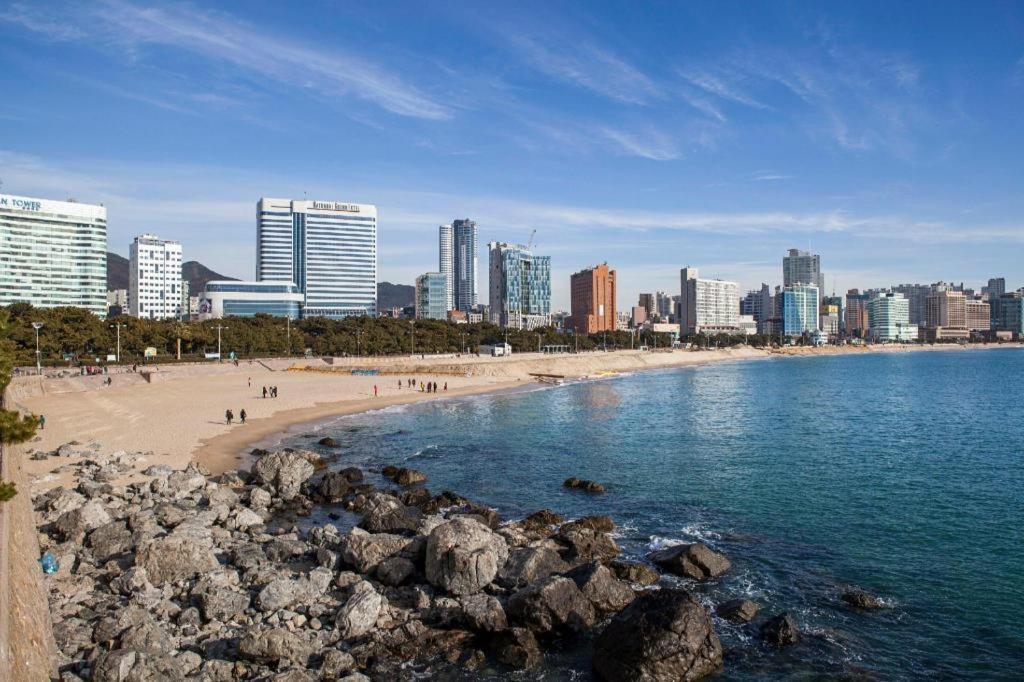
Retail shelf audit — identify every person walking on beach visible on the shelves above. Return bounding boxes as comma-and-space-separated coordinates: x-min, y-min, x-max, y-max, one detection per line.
398, 380, 402, 390
39, 414, 45, 430
443, 382, 447, 392
225, 409, 233, 425
240, 409, 247, 424
374, 384, 378, 397
272, 386, 278, 398
263, 386, 268, 399
248, 377, 251, 388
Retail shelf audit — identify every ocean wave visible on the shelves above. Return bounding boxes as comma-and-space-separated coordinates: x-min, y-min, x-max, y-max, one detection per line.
406, 445, 440, 460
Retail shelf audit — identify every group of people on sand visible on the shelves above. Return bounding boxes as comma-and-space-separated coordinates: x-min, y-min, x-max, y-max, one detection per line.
262, 386, 278, 399
397, 378, 447, 393
225, 408, 247, 425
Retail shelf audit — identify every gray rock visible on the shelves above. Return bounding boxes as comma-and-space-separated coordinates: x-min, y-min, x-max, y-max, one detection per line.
198, 588, 250, 622
593, 589, 722, 681
648, 543, 731, 581
252, 450, 317, 500
136, 524, 220, 585
425, 517, 509, 595
842, 590, 888, 609
716, 598, 760, 623
118, 618, 174, 655
610, 560, 661, 586
87, 521, 134, 562
338, 529, 412, 573
166, 465, 206, 497
498, 546, 570, 589
761, 612, 799, 646
336, 580, 383, 639
460, 594, 508, 633
566, 562, 635, 614
359, 493, 422, 534
238, 627, 312, 665
319, 472, 351, 501
507, 575, 597, 634
492, 627, 541, 669
319, 649, 356, 680
232, 507, 264, 530
54, 500, 111, 541
256, 568, 332, 612
394, 468, 427, 486
556, 526, 620, 564
375, 556, 415, 586
90, 649, 180, 681
249, 487, 273, 509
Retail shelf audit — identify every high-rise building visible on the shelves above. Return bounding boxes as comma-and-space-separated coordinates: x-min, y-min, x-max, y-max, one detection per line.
822, 294, 844, 332
438, 224, 454, 311
655, 291, 674, 321
488, 242, 551, 329
568, 263, 616, 333
106, 289, 127, 317
631, 306, 647, 328
781, 284, 819, 338
782, 248, 824, 300
129, 234, 183, 319
415, 272, 448, 320
891, 283, 933, 325
452, 219, 477, 312
845, 289, 870, 338
868, 292, 917, 342
678, 267, 739, 336
966, 298, 991, 332
0, 193, 107, 315
922, 288, 968, 341
983, 277, 1006, 299
257, 198, 377, 318
638, 293, 655, 319
990, 293, 1024, 337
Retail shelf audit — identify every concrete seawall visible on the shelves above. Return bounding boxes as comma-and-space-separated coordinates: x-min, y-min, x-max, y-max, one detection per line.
1, 380, 57, 681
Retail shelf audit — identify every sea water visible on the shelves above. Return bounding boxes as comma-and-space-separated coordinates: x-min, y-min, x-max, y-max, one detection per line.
284, 349, 1024, 679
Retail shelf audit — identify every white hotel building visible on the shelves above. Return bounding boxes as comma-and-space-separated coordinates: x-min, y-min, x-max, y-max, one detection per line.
679, 266, 740, 335
129, 234, 183, 319
0, 194, 107, 315
257, 198, 377, 318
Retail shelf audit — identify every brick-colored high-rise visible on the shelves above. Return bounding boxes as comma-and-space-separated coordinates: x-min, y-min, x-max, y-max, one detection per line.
568, 263, 616, 333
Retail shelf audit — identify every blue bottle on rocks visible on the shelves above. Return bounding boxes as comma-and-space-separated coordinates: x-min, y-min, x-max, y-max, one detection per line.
40, 551, 59, 575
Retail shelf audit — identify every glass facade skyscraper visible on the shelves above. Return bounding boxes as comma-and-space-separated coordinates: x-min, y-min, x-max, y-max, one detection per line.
438, 224, 454, 312
452, 218, 477, 312
488, 242, 551, 329
867, 291, 917, 342
199, 281, 303, 319
781, 284, 820, 337
415, 272, 448, 320
0, 194, 107, 315
783, 248, 825, 301
257, 198, 377, 318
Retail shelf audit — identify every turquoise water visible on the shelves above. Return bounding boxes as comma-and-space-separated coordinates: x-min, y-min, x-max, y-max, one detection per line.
287, 350, 1024, 679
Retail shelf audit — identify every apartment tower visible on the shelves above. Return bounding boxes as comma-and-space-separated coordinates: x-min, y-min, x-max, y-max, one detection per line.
568, 263, 616, 333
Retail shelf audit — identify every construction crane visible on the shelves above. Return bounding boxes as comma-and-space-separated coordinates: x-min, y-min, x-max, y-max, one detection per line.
527, 228, 537, 251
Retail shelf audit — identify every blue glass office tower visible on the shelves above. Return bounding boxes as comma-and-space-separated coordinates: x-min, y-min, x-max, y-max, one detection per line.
257, 198, 377, 318
488, 242, 552, 329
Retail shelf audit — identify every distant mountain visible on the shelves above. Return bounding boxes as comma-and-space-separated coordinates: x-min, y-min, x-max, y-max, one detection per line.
106, 251, 237, 296
182, 261, 237, 295
377, 281, 415, 309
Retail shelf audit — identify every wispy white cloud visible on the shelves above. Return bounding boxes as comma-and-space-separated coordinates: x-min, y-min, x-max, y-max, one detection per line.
680, 71, 768, 110
597, 126, 680, 161
6, 2, 85, 40
8, 0, 453, 121
752, 172, 792, 182
507, 34, 660, 105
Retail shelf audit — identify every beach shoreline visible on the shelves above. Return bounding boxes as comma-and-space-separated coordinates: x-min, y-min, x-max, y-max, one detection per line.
12, 343, 1020, 490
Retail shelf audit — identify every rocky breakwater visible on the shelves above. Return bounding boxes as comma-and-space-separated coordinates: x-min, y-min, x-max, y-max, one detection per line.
34, 449, 730, 681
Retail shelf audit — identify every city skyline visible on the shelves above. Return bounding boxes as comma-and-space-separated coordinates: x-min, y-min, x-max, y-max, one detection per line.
2, 2, 1023, 308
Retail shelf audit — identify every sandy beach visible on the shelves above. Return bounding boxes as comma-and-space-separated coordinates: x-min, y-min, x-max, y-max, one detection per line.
10, 343, 1018, 491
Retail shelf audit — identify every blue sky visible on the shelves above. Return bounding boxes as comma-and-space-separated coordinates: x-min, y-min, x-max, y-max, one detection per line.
2, 0, 1022, 308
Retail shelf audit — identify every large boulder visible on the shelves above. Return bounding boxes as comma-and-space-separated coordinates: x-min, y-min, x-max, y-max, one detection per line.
319, 472, 351, 501
841, 590, 888, 609
87, 521, 134, 562
425, 517, 509, 595
761, 612, 799, 646
256, 568, 332, 612
507, 575, 597, 634
459, 594, 508, 633
394, 468, 427, 486
238, 628, 312, 665
593, 589, 722, 681
252, 451, 316, 500
716, 599, 760, 623
493, 627, 542, 669
136, 523, 220, 585
648, 543, 731, 581
556, 526, 620, 564
336, 580, 383, 639
566, 562, 636, 614
359, 493, 422, 534
54, 500, 111, 541
198, 588, 250, 622
610, 560, 661, 586
91, 649, 180, 682
338, 529, 412, 573
498, 546, 570, 589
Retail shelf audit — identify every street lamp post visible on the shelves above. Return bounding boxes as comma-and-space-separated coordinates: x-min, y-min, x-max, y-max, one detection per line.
286, 316, 291, 355
410, 321, 415, 355
31, 322, 43, 375
215, 325, 228, 361
357, 329, 362, 356
109, 322, 123, 363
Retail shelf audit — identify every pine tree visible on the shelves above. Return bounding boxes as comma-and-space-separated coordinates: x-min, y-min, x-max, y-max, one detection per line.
0, 309, 38, 502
